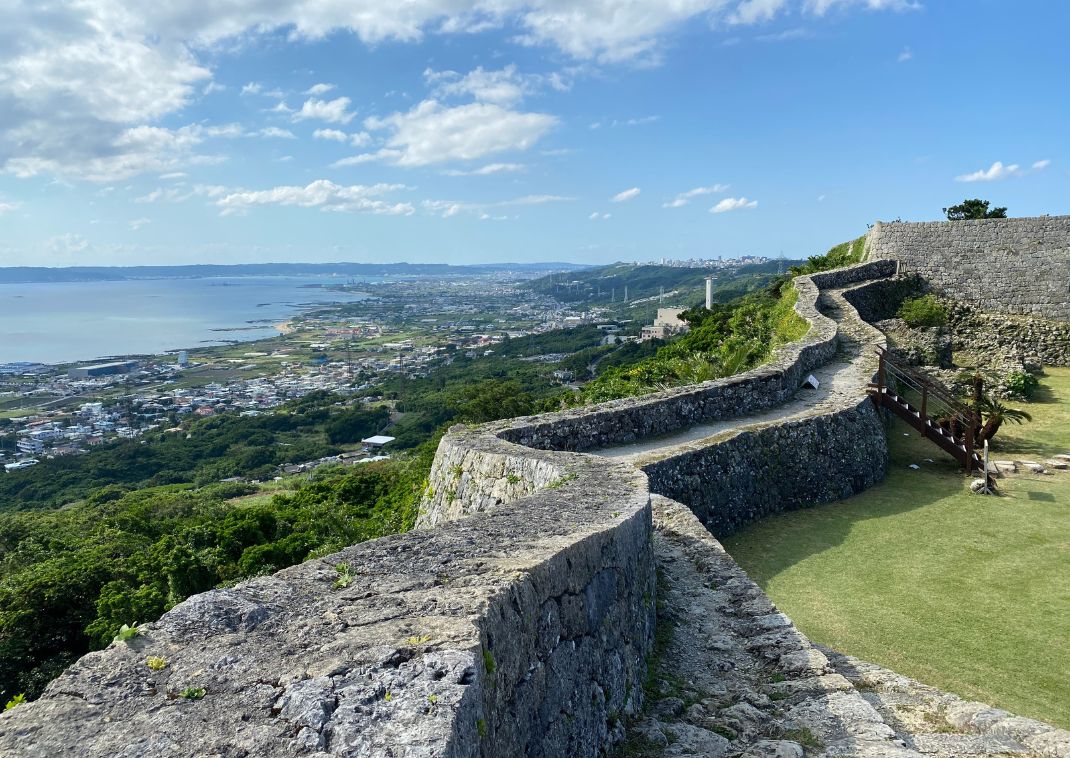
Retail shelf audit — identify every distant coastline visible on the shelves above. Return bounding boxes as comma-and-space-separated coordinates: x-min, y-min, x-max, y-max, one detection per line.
0, 275, 362, 365
0, 261, 586, 285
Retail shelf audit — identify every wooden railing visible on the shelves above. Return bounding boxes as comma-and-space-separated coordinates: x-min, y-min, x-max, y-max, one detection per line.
869, 348, 981, 472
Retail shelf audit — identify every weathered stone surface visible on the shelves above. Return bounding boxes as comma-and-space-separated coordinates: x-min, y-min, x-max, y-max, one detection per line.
0, 444, 655, 757
866, 216, 1070, 320
743, 739, 806, 758
823, 647, 1070, 758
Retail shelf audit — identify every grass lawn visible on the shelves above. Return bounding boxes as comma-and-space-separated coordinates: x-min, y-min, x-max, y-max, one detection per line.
724, 367, 1070, 729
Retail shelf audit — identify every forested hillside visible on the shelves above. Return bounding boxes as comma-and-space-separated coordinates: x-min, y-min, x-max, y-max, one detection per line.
525, 260, 790, 305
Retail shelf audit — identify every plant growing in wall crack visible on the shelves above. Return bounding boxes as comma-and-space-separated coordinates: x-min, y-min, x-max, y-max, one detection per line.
333, 563, 354, 589
113, 623, 141, 643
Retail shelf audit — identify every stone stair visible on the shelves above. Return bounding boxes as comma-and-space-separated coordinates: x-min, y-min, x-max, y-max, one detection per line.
820, 649, 1070, 758
620, 497, 925, 758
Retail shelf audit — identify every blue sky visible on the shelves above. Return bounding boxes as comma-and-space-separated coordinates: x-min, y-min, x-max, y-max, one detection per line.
0, 0, 1066, 267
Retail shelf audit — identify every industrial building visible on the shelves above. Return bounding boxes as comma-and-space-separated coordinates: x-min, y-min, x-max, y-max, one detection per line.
67, 361, 138, 380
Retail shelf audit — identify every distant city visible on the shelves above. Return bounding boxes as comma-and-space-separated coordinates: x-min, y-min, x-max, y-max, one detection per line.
643, 255, 774, 268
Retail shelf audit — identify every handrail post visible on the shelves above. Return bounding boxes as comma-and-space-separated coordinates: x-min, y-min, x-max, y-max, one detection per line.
876, 352, 885, 405
964, 411, 974, 471
920, 386, 928, 426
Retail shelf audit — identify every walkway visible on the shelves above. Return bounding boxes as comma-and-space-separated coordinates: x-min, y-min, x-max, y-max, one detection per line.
592, 285, 878, 467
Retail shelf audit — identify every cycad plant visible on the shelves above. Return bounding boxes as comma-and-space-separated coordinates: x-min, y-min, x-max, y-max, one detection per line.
976, 395, 1032, 444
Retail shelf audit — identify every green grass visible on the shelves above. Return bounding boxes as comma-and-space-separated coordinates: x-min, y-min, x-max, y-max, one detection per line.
724, 367, 1070, 729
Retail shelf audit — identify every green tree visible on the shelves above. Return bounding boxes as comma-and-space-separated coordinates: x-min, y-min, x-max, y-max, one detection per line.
943, 199, 1007, 221
447, 379, 534, 423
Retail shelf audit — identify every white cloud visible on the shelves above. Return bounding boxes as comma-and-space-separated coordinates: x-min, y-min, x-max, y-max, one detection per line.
313, 128, 349, 142
755, 27, 810, 42
5, 123, 238, 183
611, 187, 641, 203
293, 97, 356, 124
729, 0, 788, 25
711, 196, 758, 213
589, 211, 612, 220
305, 83, 336, 95
0, 200, 21, 215
1033, 159, 1051, 171
425, 64, 566, 105
443, 162, 526, 176
0, 1, 921, 183
897, 46, 912, 62
423, 193, 571, 218
954, 161, 1021, 182
260, 127, 297, 139
663, 184, 729, 207
352, 100, 557, 167
46, 233, 89, 254
215, 180, 413, 216
806, 0, 921, 15
203, 81, 226, 94
129, 217, 151, 230
160, 171, 188, 180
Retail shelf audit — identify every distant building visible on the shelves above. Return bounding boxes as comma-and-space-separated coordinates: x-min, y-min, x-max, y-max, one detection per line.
640, 308, 691, 341
17, 437, 45, 455
68, 361, 137, 380
361, 435, 395, 450
4, 459, 38, 472
177, 351, 189, 366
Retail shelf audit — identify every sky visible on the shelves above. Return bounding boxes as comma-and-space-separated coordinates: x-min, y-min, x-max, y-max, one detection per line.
0, 0, 1066, 268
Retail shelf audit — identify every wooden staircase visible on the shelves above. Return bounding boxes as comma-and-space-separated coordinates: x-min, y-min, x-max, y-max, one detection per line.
868, 348, 982, 473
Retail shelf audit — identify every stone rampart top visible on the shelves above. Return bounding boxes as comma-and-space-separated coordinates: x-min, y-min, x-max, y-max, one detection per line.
866, 215, 1070, 320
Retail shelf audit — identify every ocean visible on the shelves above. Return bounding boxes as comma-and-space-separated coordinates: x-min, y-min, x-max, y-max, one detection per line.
0, 275, 372, 365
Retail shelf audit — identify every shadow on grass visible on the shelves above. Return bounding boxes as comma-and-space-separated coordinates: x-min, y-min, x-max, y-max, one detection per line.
677, 414, 974, 580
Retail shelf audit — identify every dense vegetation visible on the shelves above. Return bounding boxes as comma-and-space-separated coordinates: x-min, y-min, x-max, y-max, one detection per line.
374, 327, 607, 448
578, 237, 866, 402
0, 451, 433, 703
898, 294, 948, 328
0, 393, 389, 511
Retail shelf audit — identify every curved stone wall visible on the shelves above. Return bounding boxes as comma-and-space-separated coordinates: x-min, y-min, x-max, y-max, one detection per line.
0, 447, 655, 757
866, 215, 1070, 319
641, 397, 886, 537
0, 261, 896, 757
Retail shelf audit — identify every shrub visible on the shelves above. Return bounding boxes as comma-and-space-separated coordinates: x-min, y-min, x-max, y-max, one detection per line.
898, 295, 947, 328
1005, 370, 1039, 399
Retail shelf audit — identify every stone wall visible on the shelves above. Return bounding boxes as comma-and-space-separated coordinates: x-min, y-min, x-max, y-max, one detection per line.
865, 216, 1070, 319
946, 301, 1070, 369
0, 443, 656, 758
493, 260, 897, 456
840, 274, 927, 323
642, 397, 887, 538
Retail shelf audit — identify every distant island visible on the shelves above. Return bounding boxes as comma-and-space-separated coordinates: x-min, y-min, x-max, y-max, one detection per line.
0, 261, 586, 284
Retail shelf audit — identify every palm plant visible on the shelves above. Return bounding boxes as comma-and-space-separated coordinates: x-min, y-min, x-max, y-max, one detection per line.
976, 395, 1032, 444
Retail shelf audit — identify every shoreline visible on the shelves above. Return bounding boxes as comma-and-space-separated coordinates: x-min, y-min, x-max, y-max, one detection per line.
274, 320, 295, 335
